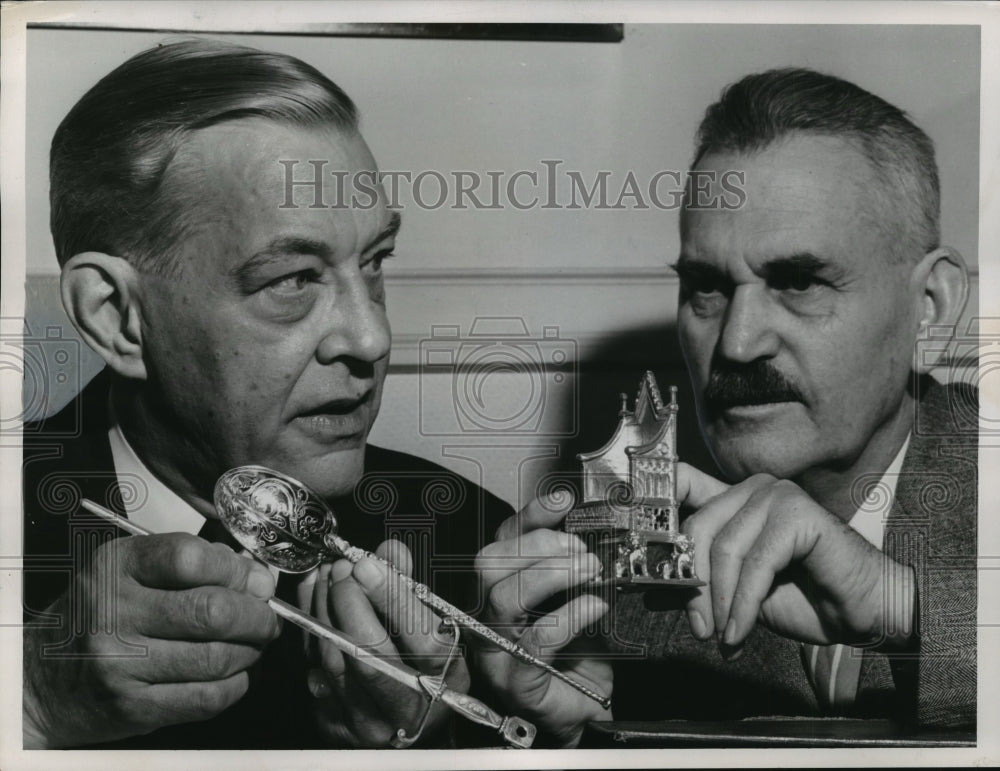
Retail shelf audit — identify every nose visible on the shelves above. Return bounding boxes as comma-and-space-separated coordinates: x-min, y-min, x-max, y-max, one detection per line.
716, 284, 780, 364
315, 273, 391, 367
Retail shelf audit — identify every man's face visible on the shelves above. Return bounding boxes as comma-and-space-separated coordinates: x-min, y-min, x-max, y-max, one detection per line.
677, 133, 924, 482
138, 120, 394, 500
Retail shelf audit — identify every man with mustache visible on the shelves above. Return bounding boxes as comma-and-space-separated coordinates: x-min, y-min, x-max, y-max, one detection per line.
476, 68, 976, 746
22, 40, 510, 749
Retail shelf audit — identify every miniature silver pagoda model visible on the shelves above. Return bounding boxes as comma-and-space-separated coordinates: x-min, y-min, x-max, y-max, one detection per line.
565, 371, 704, 590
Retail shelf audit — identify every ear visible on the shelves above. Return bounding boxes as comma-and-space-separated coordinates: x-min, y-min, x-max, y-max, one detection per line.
911, 245, 969, 375
60, 252, 147, 380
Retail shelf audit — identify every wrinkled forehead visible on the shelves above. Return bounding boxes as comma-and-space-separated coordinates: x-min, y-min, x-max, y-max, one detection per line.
680, 135, 898, 265
160, 119, 389, 271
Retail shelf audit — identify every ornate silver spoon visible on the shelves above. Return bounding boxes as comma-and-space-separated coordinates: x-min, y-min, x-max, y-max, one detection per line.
80, 498, 535, 748
213, 465, 612, 710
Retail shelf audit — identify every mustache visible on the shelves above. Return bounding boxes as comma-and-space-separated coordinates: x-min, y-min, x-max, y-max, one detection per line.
703, 361, 804, 410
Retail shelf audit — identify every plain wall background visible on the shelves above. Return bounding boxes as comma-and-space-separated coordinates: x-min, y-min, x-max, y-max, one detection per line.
26, 24, 980, 275
22, 23, 981, 509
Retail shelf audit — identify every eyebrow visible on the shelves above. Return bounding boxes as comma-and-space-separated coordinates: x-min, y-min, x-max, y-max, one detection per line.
370, 211, 403, 249
670, 257, 728, 284
760, 252, 831, 279
671, 252, 835, 282
231, 211, 402, 284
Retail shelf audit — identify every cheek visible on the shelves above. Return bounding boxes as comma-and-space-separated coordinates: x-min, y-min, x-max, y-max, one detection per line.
678, 317, 715, 375
806, 314, 911, 410
214, 347, 302, 408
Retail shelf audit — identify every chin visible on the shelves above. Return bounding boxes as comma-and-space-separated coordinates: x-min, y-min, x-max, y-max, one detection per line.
272, 446, 368, 501
709, 434, 815, 482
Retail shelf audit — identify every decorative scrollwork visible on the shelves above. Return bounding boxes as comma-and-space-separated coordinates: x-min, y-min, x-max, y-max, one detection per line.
421, 477, 465, 516
37, 473, 83, 516
534, 475, 577, 513
214, 465, 336, 574
605, 480, 635, 514
353, 476, 400, 516
917, 474, 961, 514
851, 474, 893, 515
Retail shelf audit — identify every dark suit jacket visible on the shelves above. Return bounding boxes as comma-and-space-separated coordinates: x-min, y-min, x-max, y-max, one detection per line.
23, 370, 513, 748
609, 379, 976, 730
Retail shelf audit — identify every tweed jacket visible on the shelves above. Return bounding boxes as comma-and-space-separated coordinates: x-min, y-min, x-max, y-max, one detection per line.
609, 379, 976, 729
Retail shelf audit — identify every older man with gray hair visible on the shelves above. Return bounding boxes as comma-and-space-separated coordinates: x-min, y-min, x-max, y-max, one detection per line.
23, 39, 511, 749
477, 68, 976, 747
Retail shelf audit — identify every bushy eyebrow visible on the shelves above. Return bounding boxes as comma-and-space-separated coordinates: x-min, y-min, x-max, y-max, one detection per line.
761, 252, 830, 279
369, 211, 403, 249
231, 212, 402, 284
671, 257, 728, 285
672, 252, 840, 285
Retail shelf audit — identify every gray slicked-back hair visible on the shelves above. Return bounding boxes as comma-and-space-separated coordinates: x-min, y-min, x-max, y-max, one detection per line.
692, 67, 940, 262
50, 39, 359, 275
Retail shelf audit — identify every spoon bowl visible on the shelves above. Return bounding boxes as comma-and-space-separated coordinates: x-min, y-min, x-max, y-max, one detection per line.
213, 463, 612, 710
213, 465, 334, 573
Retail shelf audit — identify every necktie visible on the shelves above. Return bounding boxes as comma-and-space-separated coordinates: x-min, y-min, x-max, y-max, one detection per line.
803, 642, 864, 712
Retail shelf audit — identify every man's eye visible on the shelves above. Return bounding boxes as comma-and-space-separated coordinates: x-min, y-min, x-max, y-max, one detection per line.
365, 249, 394, 273
770, 273, 821, 292
264, 270, 316, 296
680, 280, 728, 316
681, 278, 725, 299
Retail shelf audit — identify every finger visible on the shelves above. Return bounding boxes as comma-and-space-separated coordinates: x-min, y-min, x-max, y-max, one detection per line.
298, 565, 324, 658
707, 489, 772, 647
476, 529, 588, 593
680, 474, 772, 640
496, 491, 577, 541
484, 552, 602, 631
317, 560, 356, 687
675, 462, 730, 510
135, 585, 280, 643
363, 544, 471, 687
477, 593, 608, 715
327, 563, 428, 728
328, 559, 397, 657
519, 593, 610, 661
130, 672, 250, 728
124, 534, 275, 600
352, 554, 453, 663
128, 638, 265, 683
306, 666, 335, 700
725, 493, 827, 647
723, 526, 789, 649
375, 539, 412, 577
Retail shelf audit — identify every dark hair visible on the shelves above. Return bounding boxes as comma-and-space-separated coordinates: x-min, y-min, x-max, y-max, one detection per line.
692, 67, 940, 261
50, 39, 358, 275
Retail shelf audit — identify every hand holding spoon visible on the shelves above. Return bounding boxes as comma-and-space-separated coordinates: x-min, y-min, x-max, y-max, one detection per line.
79, 497, 536, 748
213, 465, 612, 710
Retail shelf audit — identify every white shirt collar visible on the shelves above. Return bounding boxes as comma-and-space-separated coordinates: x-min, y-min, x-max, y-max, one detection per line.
847, 432, 911, 550
107, 419, 206, 536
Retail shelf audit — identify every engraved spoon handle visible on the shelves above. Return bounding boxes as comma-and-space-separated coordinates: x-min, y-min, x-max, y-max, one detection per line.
325, 533, 612, 710
79, 499, 536, 747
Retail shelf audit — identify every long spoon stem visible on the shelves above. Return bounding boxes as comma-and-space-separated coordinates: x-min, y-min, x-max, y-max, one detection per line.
325, 533, 612, 710
79, 499, 536, 748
